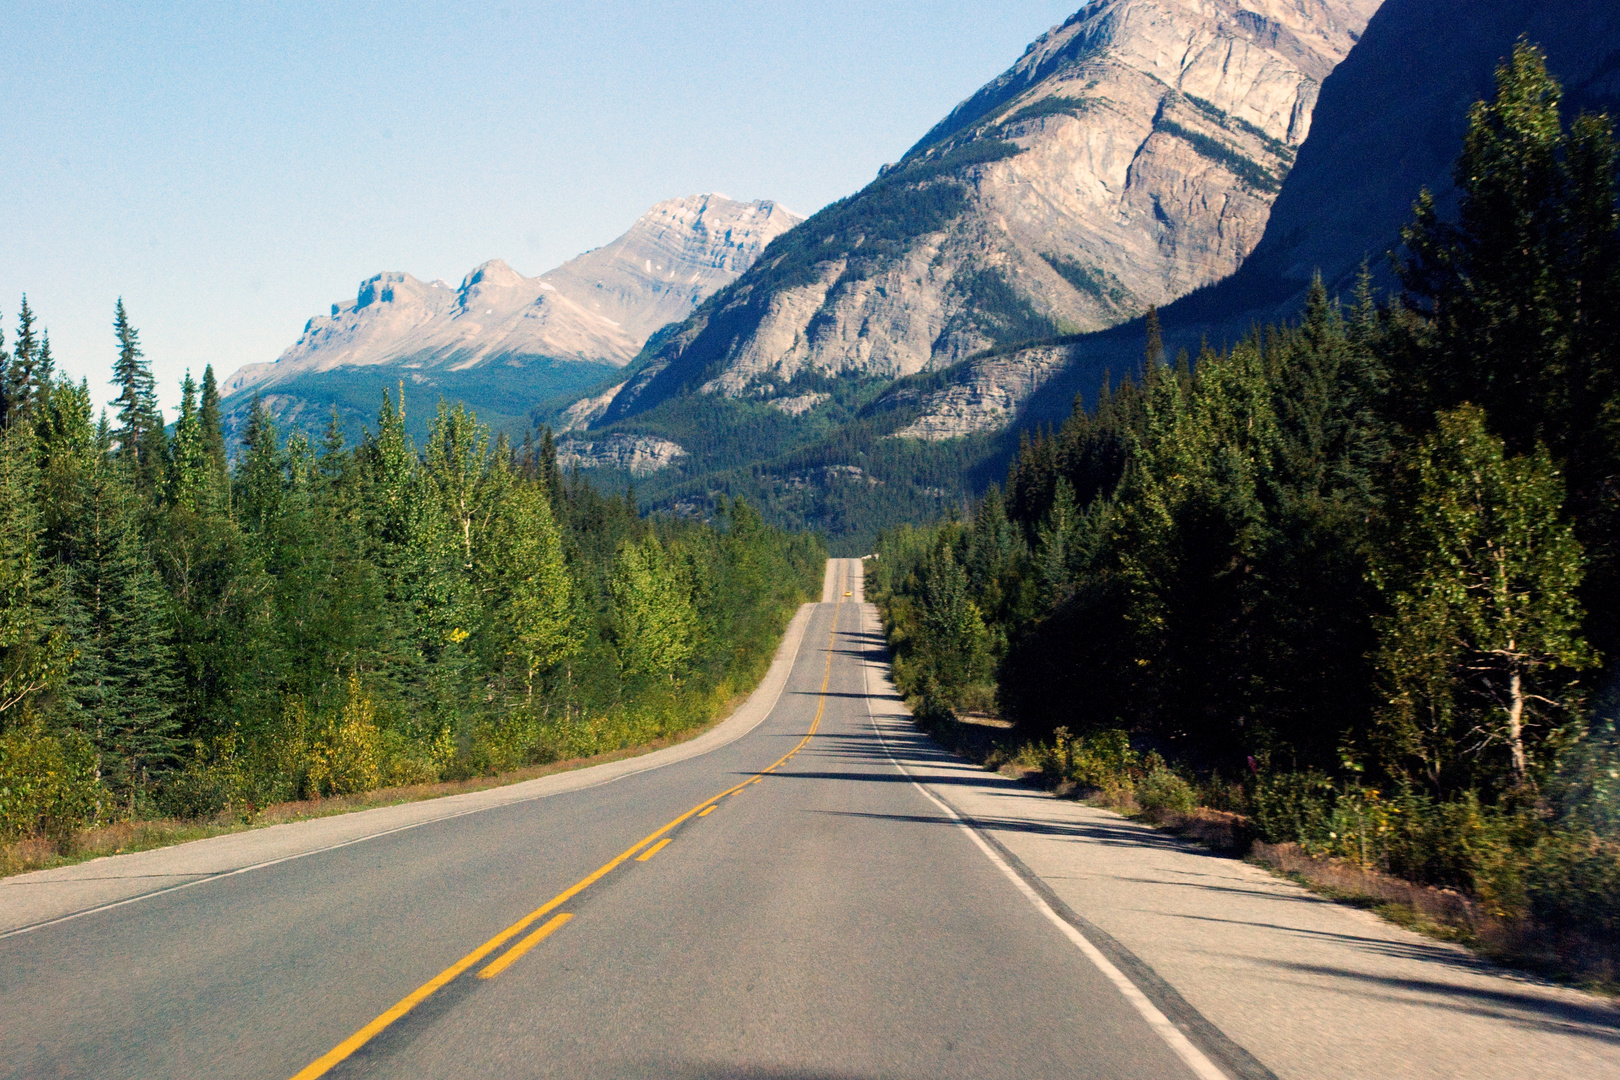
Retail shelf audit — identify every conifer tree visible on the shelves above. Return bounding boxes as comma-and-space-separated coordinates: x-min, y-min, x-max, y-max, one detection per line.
1143, 305, 1164, 372
0, 423, 68, 723
108, 299, 160, 485
4, 296, 41, 429
0, 318, 9, 430
166, 373, 211, 512
918, 540, 990, 707
538, 426, 562, 509
199, 365, 228, 493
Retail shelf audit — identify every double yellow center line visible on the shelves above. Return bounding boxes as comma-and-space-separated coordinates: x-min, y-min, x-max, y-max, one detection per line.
289, 587, 846, 1080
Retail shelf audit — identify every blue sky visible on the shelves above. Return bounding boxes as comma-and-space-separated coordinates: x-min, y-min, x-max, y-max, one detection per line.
0, 2, 1077, 413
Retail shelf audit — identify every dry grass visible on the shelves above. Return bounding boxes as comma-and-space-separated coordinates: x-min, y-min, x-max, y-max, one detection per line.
910, 710, 1618, 993
0, 691, 750, 881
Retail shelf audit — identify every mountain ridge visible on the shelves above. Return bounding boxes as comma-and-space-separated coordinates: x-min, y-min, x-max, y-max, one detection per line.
598, 0, 1381, 427
217, 194, 800, 444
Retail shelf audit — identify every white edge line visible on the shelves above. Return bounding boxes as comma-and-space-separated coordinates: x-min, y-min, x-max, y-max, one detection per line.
1, 602, 820, 941
858, 604, 1230, 1080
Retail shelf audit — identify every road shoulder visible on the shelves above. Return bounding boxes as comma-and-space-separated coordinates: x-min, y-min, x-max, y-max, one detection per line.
855, 602, 1620, 1080
0, 602, 818, 938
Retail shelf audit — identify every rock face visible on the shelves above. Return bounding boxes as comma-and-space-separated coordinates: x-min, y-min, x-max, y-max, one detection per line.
602, 0, 1380, 423
222, 195, 801, 400
978, 0, 1620, 440
892, 346, 1076, 440
556, 434, 687, 477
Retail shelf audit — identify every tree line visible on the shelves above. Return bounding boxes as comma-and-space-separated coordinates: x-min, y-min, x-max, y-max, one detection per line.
870, 44, 1619, 960
0, 300, 823, 841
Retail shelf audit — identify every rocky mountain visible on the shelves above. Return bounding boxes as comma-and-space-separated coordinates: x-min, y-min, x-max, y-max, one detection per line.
892, 0, 1620, 441
600, 0, 1381, 424
219, 194, 800, 441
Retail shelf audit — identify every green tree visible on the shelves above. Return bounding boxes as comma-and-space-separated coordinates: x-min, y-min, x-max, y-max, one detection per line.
0, 423, 68, 723
166, 373, 212, 512
917, 540, 990, 708
198, 365, 229, 497
3, 296, 44, 430
610, 535, 696, 683
1371, 406, 1594, 791
108, 299, 161, 487
479, 480, 579, 701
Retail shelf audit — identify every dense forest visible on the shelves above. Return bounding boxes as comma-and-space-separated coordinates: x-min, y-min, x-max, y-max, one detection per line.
0, 298, 823, 847
871, 45, 1619, 969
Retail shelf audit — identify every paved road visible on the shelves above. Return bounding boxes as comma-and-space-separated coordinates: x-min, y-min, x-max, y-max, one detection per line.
0, 559, 1216, 1080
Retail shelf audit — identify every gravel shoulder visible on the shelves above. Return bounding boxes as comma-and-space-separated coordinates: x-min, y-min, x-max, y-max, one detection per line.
857, 601, 1620, 1080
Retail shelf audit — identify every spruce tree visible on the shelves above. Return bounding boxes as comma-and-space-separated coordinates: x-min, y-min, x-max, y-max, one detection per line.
198, 365, 229, 495
0, 423, 68, 723
1143, 305, 1164, 372
4, 296, 40, 429
108, 299, 160, 486
166, 373, 210, 512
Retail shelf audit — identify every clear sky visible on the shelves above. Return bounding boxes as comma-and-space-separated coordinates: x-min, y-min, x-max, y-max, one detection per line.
0, 1, 1078, 414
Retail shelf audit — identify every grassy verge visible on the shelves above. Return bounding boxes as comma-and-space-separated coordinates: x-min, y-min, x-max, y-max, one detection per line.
913, 710, 1617, 995
0, 685, 757, 881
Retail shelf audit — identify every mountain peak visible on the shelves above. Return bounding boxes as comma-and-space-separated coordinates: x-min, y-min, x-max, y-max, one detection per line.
602, 0, 1383, 424
460, 259, 525, 292
220, 195, 802, 408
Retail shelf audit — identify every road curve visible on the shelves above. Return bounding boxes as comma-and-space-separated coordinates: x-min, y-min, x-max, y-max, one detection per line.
2, 559, 1223, 1080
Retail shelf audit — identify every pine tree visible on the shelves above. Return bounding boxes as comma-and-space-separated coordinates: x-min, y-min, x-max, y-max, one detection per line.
0, 317, 10, 430
538, 426, 562, 510
108, 299, 160, 486
4, 296, 41, 429
918, 539, 990, 708
198, 365, 229, 496
234, 395, 282, 538
1143, 305, 1164, 372
33, 332, 55, 422
0, 423, 68, 723
166, 373, 211, 512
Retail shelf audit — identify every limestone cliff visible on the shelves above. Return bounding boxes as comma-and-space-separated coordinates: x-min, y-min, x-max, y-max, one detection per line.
603, 0, 1380, 423
897, 0, 1620, 444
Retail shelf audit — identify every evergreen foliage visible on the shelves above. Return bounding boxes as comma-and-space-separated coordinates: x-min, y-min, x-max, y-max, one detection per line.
0, 323, 822, 840
868, 44, 1620, 959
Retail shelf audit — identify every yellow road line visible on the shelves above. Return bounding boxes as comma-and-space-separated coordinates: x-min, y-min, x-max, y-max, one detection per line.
477, 913, 573, 979
289, 592, 845, 1079
636, 838, 673, 862
697, 805, 717, 817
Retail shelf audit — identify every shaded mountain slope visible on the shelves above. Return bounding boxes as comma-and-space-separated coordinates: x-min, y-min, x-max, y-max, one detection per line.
897, 0, 1620, 440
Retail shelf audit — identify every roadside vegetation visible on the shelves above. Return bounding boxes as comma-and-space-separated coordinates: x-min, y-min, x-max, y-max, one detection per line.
870, 44, 1620, 989
0, 318, 823, 868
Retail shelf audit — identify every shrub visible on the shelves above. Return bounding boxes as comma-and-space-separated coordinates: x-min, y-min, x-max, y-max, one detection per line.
303, 678, 383, 798
1138, 763, 1197, 814
0, 724, 103, 842
1250, 770, 1339, 849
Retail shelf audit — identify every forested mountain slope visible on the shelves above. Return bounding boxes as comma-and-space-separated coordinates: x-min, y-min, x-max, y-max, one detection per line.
918, 0, 1620, 438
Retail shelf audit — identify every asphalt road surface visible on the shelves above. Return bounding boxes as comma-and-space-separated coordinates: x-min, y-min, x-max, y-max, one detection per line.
3, 559, 1216, 1080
